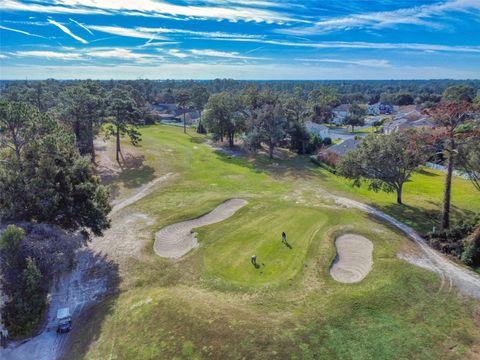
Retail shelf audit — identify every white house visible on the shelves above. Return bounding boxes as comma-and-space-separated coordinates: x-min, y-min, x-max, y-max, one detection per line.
332, 104, 350, 125
383, 117, 433, 134
305, 121, 330, 139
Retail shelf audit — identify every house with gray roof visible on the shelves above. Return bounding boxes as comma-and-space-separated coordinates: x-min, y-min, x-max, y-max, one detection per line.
305, 121, 329, 139
327, 138, 361, 157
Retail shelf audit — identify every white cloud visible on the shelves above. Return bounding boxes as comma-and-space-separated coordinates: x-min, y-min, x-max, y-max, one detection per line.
168, 49, 189, 58
87, 25, 169, 40
69, 18, 93, 35
47, 19, 88, 44
295, 58, 391, 67
136, 26, 263, 39
206, 37, 480, 53
278, 0, 480, 35
0, 25, 45, 38
1, 63, 478, 80
0, 54, 8, 59
190, 49, 268, 59
12, 50, 83, 60
2, 0, 306, 24
1, 0, 109, 15
86, 48, 152, 60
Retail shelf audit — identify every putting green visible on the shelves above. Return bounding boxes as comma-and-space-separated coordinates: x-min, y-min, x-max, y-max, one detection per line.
199, 200, 332, 286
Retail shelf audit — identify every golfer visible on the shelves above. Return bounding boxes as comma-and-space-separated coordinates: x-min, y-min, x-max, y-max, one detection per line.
282, 232, 287, 244
251, 255, 257, 266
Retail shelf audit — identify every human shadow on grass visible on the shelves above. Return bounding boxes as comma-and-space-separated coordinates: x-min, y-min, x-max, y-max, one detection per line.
60, 250, 120, 360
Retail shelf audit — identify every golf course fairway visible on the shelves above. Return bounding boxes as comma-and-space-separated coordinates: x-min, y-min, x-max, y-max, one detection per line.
64, 125, 480, 360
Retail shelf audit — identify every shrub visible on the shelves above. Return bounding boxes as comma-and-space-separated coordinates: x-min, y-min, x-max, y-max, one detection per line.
4, 257, 46, 338
196, 121, 207, 134
426, 217, 480, 266
317, 150, 339, 168
322, 137, 332, 146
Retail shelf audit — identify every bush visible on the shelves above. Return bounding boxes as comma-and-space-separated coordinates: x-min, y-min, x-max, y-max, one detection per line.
196, 121, 206, 134
4, 257, 46, 338
310, 155, 336, 174
0, 223, 85, 339
305, 133, 323, 154
426, 217, 480, 266
317, 150, 339, 168
322, 137, 332, 146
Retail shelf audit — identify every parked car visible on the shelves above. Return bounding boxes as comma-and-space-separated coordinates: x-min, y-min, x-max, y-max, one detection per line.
56, 308, 72, 334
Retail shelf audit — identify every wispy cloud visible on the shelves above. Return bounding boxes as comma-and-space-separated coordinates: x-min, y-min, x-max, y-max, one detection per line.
0, 25, 45, 38
69, 18, 93, 35
12, 50, 83, 60
2, 0, 307, 24
168, 49, 189, 58
47, 19, 88, 44
207, 37, 480, 53
190, 49, 268, 60
136, 26, 263, 39
2, 63, 477, 81
278, 0, 480, 35
295, 58, 391, 67
9, 47, 162, 63
87, 25, 169, 40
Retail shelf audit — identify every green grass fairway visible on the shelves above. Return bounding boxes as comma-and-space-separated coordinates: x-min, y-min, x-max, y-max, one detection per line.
201, 201, 331, 286
67, 125, 480, 360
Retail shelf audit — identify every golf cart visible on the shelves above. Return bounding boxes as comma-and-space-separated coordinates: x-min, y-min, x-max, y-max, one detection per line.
56, 308, 72, 334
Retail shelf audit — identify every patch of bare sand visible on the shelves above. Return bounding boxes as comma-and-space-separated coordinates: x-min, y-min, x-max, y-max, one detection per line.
330, 234, 373, 283
154, 199, 247, 258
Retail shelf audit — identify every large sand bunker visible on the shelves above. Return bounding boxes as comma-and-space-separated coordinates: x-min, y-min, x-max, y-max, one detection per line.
154, 199, 248, 258
330, 234, 373, 283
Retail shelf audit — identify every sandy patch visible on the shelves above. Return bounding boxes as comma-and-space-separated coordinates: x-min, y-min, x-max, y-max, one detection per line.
154, 199, 247, 258
330, 234, 373, 283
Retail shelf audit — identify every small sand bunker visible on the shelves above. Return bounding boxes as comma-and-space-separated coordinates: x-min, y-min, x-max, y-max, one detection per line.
154, 199, 247, 258
330, 234, 373, 283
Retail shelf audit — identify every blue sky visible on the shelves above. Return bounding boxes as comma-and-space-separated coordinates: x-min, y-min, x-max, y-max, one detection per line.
0, 0, 479, 79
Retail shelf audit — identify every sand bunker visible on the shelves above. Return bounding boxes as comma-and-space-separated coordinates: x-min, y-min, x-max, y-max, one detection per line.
330, 234, 373, 283
154, 199, 247, 258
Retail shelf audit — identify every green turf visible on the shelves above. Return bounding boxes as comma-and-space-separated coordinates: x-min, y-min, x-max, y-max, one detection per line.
66, 125, 480, 360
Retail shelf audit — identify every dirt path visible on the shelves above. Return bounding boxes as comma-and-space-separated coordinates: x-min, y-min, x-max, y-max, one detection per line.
330, 234, 373, 283
154, 199, 248, 258
0, 175, 173, 360
333, 195, 480, 298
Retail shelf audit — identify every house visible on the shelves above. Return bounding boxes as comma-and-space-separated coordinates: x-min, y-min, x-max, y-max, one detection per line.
327, 138, 361, 157
383, 117, 434, 134
150, 103, 177, 114
332, 104, 350, 125
393, 109, 423, 121
317, 138, 361, 166
305, 121, 329, 139
367, 102, 394, 116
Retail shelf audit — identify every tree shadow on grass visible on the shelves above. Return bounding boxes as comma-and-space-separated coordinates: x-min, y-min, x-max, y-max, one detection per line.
416, 168, 440, 177
60, 250, 120, 360
102, 152, 156, 201
373, 202, 477, 235
214, 149, 319, 181
189, 136, 207, 144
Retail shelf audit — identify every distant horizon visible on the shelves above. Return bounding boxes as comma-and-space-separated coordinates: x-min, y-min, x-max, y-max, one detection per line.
1, 78, 480, 82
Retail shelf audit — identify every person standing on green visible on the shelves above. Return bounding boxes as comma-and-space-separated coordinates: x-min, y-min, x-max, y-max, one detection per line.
281, 232, 287, 244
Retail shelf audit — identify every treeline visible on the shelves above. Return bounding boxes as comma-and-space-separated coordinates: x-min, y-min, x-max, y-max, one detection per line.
2, 78, 480, 106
